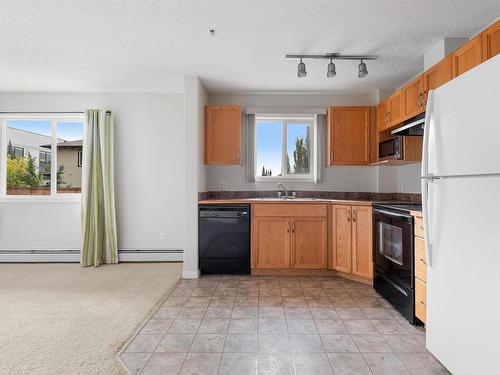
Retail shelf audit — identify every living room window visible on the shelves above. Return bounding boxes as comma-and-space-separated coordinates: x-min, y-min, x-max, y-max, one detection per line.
255, 115, 316, 181
1, 115, 84, 198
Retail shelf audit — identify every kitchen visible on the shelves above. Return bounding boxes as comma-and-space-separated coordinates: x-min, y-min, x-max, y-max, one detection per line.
193, 18, 500, 375
2, 2, 499, 374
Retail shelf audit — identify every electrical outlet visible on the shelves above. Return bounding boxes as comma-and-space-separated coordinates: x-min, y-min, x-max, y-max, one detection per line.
219, 182, 228, 190
160, 232, 166, 240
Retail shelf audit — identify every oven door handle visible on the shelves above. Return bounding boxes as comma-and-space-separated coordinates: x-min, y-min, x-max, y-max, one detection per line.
374, 209, 412, 220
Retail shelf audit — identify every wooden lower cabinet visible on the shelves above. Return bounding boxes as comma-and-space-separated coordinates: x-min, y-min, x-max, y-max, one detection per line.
292, 217, 328, 269
415, 278, 427, 323
252, 204, 328, 270
252, 217, 291, 269
351, 206, 373, 278
332, 205, 352, 273
332, 205, 373, 278
413, 213, 427, 324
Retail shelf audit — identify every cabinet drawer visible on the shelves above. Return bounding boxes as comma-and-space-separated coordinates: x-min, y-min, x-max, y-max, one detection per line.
415, 278, 427, 323
414, 216, 424, 238
253, 203, 328, 218
414, 237, 427, 282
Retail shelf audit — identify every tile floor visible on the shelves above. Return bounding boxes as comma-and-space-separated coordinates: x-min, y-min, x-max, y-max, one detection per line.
118, 275, 449, 375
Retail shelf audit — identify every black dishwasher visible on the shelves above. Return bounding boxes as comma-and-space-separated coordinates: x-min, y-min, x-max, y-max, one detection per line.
199, 204, 251, 274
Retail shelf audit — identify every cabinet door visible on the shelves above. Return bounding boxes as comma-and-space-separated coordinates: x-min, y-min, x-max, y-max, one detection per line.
415, 278, 427, 323
388, 90, 403, 127
332, 205, 352, 273
423, 55, 453, 104
252, 217, 290, 269
327, 106, 370, 165
377, 100, 390, 132
292, 217, 328, 269
351, 206, 373, 278
205, 105, 241, 164
402, 75, 424, 120
452, 35, 483, 77
482, 20, 500, 61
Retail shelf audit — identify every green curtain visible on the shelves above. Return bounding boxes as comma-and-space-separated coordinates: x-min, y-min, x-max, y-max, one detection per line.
81, 109, 118, 267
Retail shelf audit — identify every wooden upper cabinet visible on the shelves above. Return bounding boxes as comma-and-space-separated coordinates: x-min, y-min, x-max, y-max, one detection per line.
292, 217, 328, 269
482, 20, 500, 61
332, 205, 352, 273
377, 100, 390, 132
327, 106, 370, 166
423, 55, 453, 103
388, 90, 403, 127
402, 74, 424, 120
351, 206, 373, 278
204, 105, 241, 164
452, 34, 484, 77
252, 217, 290, 269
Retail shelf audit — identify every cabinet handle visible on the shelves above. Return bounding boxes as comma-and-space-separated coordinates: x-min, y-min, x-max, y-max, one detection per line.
352, 209, 356, 222
423, 91, 427, 105
287, 222, 290, 233
237, 151, 240, 161
347, 209, 351, 222
292, 222, 295, 233
420, 258, 427, 265
330, 151, 333, 161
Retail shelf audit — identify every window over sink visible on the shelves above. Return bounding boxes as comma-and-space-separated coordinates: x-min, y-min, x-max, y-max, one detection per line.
254, 115, 317, 182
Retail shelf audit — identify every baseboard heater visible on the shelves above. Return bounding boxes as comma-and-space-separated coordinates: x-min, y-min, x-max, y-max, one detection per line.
0, 249, 183, 262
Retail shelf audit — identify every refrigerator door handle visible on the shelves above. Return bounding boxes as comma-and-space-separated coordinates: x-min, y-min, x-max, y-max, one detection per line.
421, 91, 434, 267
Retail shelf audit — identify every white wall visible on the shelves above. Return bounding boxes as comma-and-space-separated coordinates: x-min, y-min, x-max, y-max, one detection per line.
0, 93, 185, 253
377, 164, 422, 193
207, 92, 419, 193
424, 38, 467, 70
183, 77, 207, 278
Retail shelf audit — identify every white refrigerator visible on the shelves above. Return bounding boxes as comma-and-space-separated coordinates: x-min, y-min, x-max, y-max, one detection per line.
421, 54, 500, 375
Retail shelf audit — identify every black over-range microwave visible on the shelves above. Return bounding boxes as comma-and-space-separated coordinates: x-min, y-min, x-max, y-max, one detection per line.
378, 136, 405, 161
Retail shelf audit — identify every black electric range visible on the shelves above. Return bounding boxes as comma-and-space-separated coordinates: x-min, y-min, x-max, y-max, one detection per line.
372, 202, 422, 325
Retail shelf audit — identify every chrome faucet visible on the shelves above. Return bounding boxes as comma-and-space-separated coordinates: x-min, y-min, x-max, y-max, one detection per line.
277, 183, 288, 198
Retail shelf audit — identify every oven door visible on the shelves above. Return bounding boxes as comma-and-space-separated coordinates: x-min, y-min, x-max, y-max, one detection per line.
373, 208, 414, 288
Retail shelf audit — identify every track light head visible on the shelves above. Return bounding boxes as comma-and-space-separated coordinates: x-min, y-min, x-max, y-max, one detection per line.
327, 59, 336, 78
358, 60, 368, 78
297, 58, 307, 78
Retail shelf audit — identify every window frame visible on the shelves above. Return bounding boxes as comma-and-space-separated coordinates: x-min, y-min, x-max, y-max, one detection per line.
0, 114, 84, 202
12, 146, 25, 158
254, 114, 317, 182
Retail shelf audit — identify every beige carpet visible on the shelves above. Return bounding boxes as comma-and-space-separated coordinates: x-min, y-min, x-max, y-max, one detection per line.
0, 262, 182, 375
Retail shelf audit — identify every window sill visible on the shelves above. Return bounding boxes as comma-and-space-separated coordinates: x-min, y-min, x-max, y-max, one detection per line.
0, 194, 81, 203
254, 177, 316, 183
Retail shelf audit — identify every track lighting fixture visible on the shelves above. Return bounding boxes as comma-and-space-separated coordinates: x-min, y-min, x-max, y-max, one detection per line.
297, 58, 307, 78
327, 59, 336, 78
286, 53, 376, 79
358, 60, 368, 78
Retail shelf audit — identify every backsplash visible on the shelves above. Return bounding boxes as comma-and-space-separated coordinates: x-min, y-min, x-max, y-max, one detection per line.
199, 190, 421, 203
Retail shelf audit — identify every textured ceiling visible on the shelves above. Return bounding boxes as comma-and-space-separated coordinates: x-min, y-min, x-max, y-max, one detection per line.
0, 1, 499, 93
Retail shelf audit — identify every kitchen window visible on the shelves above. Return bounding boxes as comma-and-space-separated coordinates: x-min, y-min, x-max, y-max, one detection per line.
254, 115, 316, 181
0, 115, 84, 199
